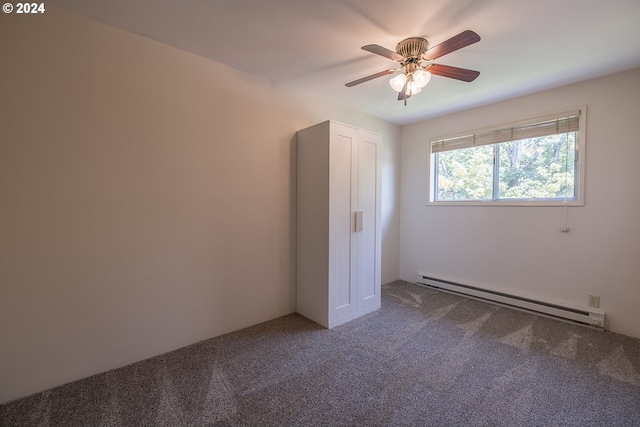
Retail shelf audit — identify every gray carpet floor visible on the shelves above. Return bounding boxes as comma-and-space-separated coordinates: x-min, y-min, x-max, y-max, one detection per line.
2, 280, 640, 426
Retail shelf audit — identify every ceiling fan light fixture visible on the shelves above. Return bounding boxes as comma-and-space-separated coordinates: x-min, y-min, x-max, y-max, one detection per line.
390, 69, 431, 94
389, 73, 407, 92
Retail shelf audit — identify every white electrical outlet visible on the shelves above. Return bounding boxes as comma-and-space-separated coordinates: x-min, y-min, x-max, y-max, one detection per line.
589, 294, 600, 308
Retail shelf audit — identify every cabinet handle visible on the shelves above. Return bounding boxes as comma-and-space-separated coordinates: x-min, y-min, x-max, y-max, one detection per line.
355, 211, 364, 232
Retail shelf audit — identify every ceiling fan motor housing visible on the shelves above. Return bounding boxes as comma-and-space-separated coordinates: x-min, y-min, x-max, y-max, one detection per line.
396, 37, 429, 59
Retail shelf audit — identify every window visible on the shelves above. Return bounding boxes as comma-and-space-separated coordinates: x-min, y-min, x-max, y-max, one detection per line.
429, 107, 586, 205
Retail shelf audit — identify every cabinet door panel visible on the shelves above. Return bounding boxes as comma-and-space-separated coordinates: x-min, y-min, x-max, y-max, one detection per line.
330, 127, 356, 319
358, 137, 379, 309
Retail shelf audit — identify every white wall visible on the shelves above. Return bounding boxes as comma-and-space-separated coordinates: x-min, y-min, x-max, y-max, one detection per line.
400, 68, 640, 340
0, 6, 400, 404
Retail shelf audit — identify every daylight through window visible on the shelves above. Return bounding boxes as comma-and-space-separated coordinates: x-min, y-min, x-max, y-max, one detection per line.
430, 108, 585, 205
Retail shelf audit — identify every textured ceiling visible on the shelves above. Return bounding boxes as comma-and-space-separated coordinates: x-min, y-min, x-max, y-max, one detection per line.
49, 0, 640, 125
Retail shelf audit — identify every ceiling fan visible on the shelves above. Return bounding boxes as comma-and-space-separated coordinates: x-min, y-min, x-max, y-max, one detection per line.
345, 30, 481, 104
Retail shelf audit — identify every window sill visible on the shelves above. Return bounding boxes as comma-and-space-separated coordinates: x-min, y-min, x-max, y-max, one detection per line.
427, 200, 584, 207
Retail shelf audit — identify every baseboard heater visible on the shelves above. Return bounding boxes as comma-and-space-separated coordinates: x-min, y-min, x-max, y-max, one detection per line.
415, 275, 605, 329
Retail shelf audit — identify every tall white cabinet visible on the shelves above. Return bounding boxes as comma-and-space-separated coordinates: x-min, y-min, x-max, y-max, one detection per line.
296, 120, 382, 328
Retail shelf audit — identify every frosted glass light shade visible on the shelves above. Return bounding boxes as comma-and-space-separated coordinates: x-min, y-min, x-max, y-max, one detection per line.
413, 69, 432, 88
389, 73, 407, 92
407, 81, 422, 95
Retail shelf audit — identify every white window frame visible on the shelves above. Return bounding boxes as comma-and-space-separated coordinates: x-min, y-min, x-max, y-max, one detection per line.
428, 106, 587, 206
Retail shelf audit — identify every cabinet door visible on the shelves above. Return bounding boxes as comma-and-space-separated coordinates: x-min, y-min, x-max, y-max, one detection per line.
329, 123, 359, 321
357, 131, 380, 310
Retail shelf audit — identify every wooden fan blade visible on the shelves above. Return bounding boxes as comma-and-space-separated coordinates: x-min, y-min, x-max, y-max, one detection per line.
428, 64, 480, 82
423, 30, 481, 61
345, 69, 396, 87
362, 44, 405, 62
397, 81, 412, 101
